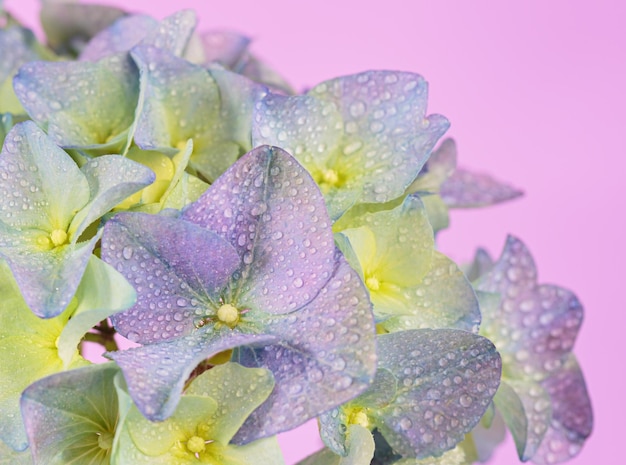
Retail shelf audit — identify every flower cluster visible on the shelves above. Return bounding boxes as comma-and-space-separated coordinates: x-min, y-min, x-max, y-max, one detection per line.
0, 2, 591, 465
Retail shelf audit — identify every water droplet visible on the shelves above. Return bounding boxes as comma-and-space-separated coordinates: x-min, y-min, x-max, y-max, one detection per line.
459, 394, 473, 407
399, 417, 412, 430
122, 246, 133, 260
293, 277, 304, 288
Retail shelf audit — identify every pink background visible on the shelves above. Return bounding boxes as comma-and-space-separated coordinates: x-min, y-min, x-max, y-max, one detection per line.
4, 1, 624, 464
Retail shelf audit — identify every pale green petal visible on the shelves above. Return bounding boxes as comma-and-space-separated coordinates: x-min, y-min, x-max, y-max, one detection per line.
161, 171, 209, 210
395, 444, 471, 465
56, 255, 136, 367
41, 2, 126, 56
69, 155, 155, 238
185, 363, 275, 444
419, 193, 450, 234
494, 379, 551, 461
298, 425, 374, 465
0, 439, 32, 464
0, 262, 86, 451
337, 227, 377, 275
116, 365, 281, 465
13, 55, 139, 151
131, 44, 220, 153
469, 408, 506, 462
381, 251, 480, 333
21, 363, 120, 464
0, 121, 89, 232
335, 196, 434, 286
127, 396, 218, 456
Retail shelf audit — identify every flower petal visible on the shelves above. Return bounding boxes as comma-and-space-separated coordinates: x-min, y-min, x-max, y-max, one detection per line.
233, 253, 376, 443
440, 168, 523, 208
308, 71, 449, 204
369, 329, 501, 459
131, 44, 221, 153
41, 1, 126, 55
531, 355, 593, 465
79, 15, 158, 62
106, 330, 276, 421
0, 234, 99, 318
184, 363, 275, 444
80, 10, 197, 62
183, 145, 336, 314
381, 251, 480, 332
475, 236, 584, 381
20, 363, 120, 464
13, 55, 139, 151
56, 255, 136, 367
494, 379, 552, 461
102, 211, 240, 344
70, 155, 156, 239
0, 121, 89, 231
298, 425, 375, 465
0, 262, 85, 451
200, 30, 250, 68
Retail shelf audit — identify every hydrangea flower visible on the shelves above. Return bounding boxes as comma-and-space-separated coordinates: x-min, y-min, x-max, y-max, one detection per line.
20, 363, 122, 464
333, 195, 479, 332
0, 253, 134, 452
313, 329, 501, 463
101, 145, 377, 442
472, 236, 592, 463
40, 1, 126, 56
13, 54, 140, 155
129, 44, 266, 183
78, 10, 198, 62
407, 138, 523, 233
252, 71, 449, 220
114, 362, 284, 464
0, 121, 154, 317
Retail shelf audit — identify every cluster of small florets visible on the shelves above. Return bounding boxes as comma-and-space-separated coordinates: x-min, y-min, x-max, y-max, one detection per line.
0, 3, 591, 465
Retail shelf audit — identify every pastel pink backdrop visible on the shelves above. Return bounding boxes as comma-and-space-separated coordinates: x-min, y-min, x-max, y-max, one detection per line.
4, 1, 624, 464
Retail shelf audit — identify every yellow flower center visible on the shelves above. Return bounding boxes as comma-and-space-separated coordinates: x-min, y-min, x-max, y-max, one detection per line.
365, 275, 380, 291
50, 229, 68, 247
216, 304, 239, 327
322, 168, 340, 186
97, 431, 113, 450
347, 408, 370, 428
186, 436, 206, 454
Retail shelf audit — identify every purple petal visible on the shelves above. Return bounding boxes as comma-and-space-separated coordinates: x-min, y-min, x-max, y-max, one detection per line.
183, 146, 336, 314
370, 329, 501, 459
79, 15, 158, 61
102, 212, 240, 343
200, 30, 250, 68
107, 329, 276, 421
1, 235, 98, 318
233, 252, 377, 443
532, 355, 593, 464
309, 71, 449, 203
475, 236, 583, 381
441, 168, 523, 208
